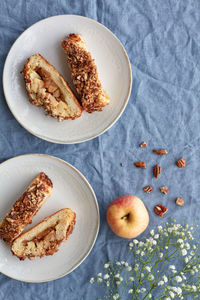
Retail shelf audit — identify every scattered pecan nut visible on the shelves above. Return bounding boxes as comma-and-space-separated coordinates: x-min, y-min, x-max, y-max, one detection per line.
140, 141, 147, 148
176, 197, 184, 206
153, 164, 161, 179
120, 163, 124, 167
176, 158, 186, 168
153, 149, 168, 155
143, 186, 153, 193
160, 186, 169, 195
154, 204, 168, 217
134, 162, 146, 168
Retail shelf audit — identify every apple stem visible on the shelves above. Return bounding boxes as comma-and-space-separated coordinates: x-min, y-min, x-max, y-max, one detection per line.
121, 213, 130, 220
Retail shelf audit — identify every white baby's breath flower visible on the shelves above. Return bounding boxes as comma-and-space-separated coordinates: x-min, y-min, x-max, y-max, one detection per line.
169, 291, 175, 298
184, 257, 189, 263
163, 275, 168, 283
97, 273, 102, 277
90, 277, 94, 283
145, 266, 151, 272
192, 245, 197, 249
176, 287, 182, 295
148, 294, 152, 299
141, 251, 145, 256
192, 285, 197, 292
181, 249, 187, 256
136, 250, 140, 255
169, 265, 176, 270
129, 242, 133, 247
175, 276, 182, 283
159, 253, 163, 258
158, 225, 163, 232
116, 281, 120, 285
119, 276, 123, 282
190, 250, 195, 256
165, 298, 171, 300
113, 294, 119, 300
133, 239, 139, 244
97, 278, 103, 283
139, 241, 144, 247
141, 273, 144, 278
141, 288, 146, 293
125, 262, 128, 267
104, 274, 109, 279
185, 243, 190, 250
126, 266, 132, 272
128, 289, 133, 294
104, 263, 109, 269
121, 261, 125, 265
154, 234, 159, 239
150, 230, 154, 236
177, 239, 184, 244
115, 273, 120, 278
106, 281, 110, 286
158, 280, 164, 286
165, 246, 168, 249
152, 240, 157, 245
116, 262, 121, 266
148, 274, 154, 281
164, 233, 169, 237
129, 276, 134, 281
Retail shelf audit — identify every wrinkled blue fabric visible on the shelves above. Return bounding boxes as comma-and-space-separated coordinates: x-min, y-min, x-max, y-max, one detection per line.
0, 0, 200, 299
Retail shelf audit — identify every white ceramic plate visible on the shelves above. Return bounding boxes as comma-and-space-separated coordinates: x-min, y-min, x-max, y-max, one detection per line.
3, 15, 132, 144
0, 154, 99, 282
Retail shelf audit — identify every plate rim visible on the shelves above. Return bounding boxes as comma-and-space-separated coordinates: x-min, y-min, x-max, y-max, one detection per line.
0, 153, 100, 283
2, 14, 132, 144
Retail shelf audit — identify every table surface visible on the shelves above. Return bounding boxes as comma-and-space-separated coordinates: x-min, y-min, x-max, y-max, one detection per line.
0, 0, 200, 299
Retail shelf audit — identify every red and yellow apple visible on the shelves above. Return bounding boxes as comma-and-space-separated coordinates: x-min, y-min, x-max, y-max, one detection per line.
106, 195, 149, 238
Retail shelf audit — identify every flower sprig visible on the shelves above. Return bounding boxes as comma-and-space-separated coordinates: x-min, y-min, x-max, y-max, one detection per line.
90, 220, 200, 299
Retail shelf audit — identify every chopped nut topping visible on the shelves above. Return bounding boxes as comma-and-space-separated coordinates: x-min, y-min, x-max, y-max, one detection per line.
153, 164, 161, 179
143, 186, 153, 193
140, 141, 147, 148
160, 186, 169, 195
176, 158, 186, 168
134, 162, 146, 168
153, 149, 168, 155
154, 204, 168, 217
176, 197, 184, 206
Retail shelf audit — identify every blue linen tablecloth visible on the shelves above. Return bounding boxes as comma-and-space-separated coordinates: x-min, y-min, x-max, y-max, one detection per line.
0, 0, 200, 299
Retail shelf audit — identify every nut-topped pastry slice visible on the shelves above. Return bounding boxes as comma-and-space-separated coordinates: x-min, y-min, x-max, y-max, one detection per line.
11, 208, 76, 260
0, 172, 53, 245
22, 54, 82, 121
61, 34, 109, 113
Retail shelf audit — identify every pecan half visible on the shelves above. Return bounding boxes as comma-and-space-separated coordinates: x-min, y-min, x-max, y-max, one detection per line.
176, 197, 184, 206
154, 204, 168, 217
160, 186, 169, 195
176, 158, 186, 168
143, 186, 153, 193
153, 149, 168, 155
153, 164, 161, 179
140, 141, 147, 148
134, 162, 146, 168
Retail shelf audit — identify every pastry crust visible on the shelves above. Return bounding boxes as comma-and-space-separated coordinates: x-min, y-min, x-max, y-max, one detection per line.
22, 54, 82, 121
0, 172, 53, 245
61, 34, 109, 113
11, 208, 76, 260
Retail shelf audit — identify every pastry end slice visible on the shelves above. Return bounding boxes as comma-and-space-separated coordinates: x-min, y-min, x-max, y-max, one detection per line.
61, 33, 109, 113
22, 53, 82, 121
11, 208, 76, 260
0, 172, 53, 245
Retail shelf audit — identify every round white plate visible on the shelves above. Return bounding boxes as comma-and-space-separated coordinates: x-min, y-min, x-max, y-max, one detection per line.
3, 15, 132, 144
0, 154, 99, 282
